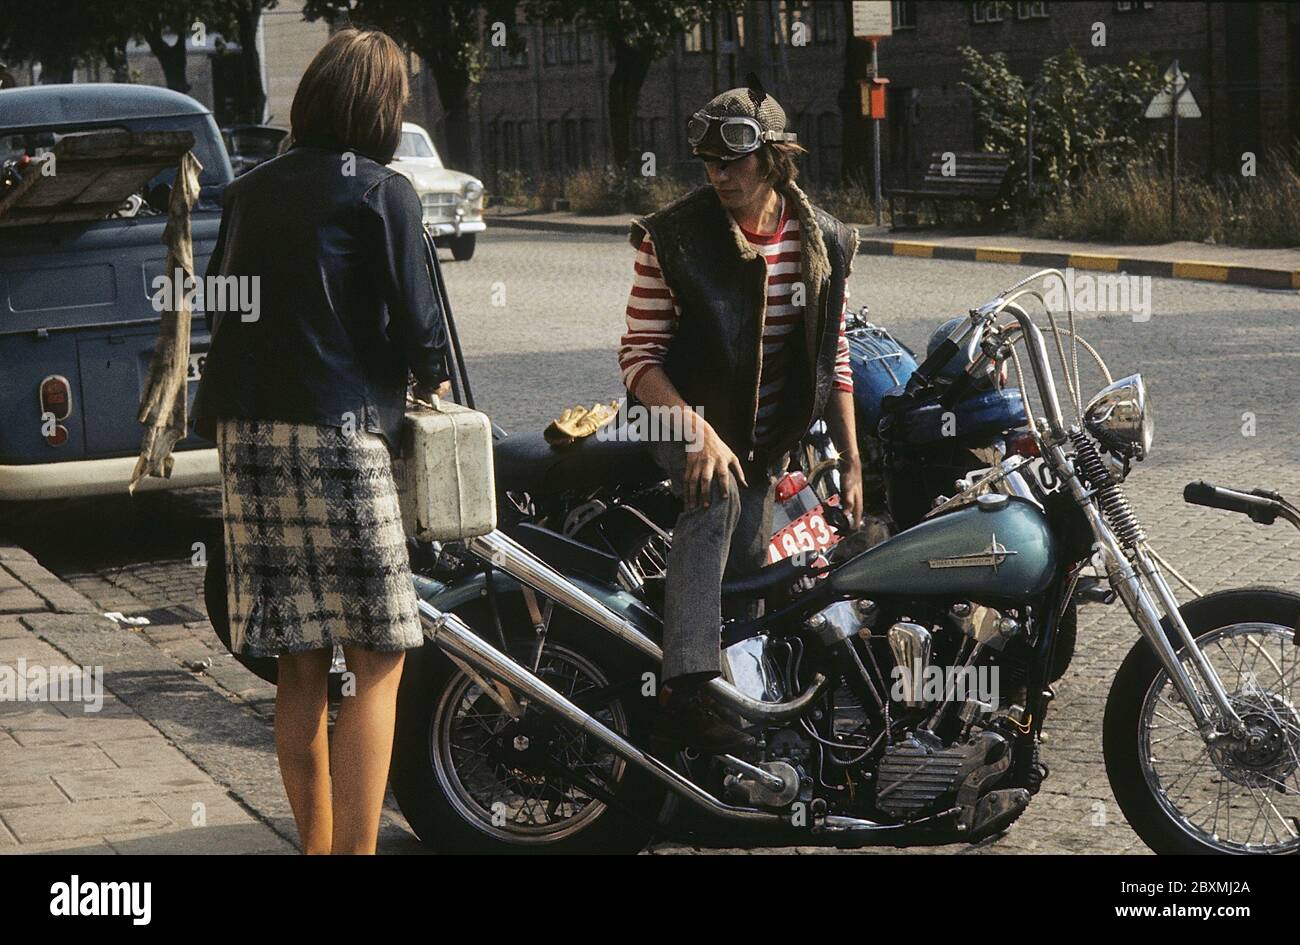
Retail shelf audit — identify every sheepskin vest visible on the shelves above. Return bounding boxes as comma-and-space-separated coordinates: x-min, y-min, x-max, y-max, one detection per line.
628, 181, 859, 466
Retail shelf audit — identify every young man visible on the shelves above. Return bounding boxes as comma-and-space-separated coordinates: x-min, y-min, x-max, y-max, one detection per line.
618, 82, 863, 751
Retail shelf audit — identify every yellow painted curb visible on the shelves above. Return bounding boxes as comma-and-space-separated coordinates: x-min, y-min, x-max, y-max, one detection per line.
891, 242, 936, 258
1068, 254, 1121, 271
1172, 261, 1230, 282
974, 248, 1022, 264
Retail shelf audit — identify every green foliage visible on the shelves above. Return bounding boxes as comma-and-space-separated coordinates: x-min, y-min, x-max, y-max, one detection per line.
958, 46, 1165, 211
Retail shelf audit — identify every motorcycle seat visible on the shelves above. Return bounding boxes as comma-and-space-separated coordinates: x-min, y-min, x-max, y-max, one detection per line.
493, 430, 660, 495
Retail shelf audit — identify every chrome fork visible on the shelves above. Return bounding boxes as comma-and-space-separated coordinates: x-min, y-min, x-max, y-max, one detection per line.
978, 289, 1244, 740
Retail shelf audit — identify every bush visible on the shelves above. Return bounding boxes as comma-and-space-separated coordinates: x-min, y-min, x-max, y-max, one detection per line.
565, 165, 626, 214
489, 169, 564, 211
959, 46, 1165, 212
1033, 149, 1300, 246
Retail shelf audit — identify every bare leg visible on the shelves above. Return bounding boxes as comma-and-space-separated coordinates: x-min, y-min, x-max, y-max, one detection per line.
331, 646, 406, 854
275, 648, 333, 854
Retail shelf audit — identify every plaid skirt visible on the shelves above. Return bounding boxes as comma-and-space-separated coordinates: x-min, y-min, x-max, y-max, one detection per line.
215, 418, 424, 657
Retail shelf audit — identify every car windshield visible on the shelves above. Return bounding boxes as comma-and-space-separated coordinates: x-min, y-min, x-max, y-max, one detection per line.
228, 127, 286, 157
395, 130, 441, 164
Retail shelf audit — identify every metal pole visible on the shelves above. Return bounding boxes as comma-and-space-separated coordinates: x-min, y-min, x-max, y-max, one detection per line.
871, 39, 882, 227
1026, 95, 1034, 199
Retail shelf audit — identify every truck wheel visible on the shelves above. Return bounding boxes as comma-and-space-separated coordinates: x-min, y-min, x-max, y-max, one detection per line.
450, 234, 476, 261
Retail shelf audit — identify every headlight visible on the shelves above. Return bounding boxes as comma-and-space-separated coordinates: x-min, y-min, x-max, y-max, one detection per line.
1084, 373, 1153, 460
462, 179, 483, 202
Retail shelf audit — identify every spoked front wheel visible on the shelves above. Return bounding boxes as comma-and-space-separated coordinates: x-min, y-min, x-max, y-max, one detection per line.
1105, 587, 1300, 854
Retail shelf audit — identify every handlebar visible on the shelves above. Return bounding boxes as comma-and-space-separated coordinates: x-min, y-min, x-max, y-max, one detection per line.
1184, 480, 1300, 529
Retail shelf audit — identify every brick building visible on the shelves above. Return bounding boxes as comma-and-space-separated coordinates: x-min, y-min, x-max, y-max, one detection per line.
463, 1, 1299, 191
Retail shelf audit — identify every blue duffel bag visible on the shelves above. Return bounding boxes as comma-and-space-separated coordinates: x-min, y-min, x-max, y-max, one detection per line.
889, 386, 1029, 448
848, 323, 917, 436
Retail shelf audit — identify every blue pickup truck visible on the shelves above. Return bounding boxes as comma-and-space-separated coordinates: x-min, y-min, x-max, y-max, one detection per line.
0, 83, 232, 500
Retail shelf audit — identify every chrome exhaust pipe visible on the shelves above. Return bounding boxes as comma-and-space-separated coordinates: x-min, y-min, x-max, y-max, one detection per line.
418, 598, 787, 826
419, 597, 898, 838
468, 530, 829, 723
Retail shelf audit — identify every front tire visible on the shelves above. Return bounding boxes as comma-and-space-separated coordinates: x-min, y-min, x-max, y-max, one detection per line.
391, 598, 665, 854
449, 234, 476, 261
1104, 587, 1300, 854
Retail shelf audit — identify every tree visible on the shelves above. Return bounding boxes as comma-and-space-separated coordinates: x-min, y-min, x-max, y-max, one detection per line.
0, 0, 133, 83
303, 0, 516, 171
959, 46, 1165, 210
527, 0, 739, 171
219, 0, 277, 123
120, 0, 234, 93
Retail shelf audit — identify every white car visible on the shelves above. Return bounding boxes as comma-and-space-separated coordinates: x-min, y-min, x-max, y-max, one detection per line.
388, 121, 485, 260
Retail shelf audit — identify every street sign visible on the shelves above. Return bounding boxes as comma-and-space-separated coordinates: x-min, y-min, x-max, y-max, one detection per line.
1145, 60, 1201, 118
852, 1, 893, 38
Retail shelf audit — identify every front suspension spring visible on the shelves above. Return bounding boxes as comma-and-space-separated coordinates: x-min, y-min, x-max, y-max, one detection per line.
1069, 430, 1147, 548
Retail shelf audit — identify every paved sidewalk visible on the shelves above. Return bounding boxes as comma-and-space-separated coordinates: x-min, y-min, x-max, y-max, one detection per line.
485, 206, 1300, 291
0, 543, 295, 854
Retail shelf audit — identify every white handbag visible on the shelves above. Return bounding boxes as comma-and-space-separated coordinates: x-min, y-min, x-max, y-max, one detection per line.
394, 396, 497, 541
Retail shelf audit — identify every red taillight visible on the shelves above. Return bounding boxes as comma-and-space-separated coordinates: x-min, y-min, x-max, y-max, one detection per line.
40, 375, 71, 420
1006, 430, 1039, 458
39, 374, 72, 446
776, 470, 808, 503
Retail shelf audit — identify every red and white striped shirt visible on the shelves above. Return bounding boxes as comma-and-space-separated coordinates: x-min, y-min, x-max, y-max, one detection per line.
618, 199, 853, 445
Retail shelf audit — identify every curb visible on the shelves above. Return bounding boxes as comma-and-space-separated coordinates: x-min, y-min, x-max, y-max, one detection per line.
858, 239, 1300, 292
488, 215, 629, 237
0, 542, 99, 615
486, 215, 1300, 291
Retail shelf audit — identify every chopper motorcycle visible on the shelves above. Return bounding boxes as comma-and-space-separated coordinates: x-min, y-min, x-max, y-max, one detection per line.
389, 268, 1300, 854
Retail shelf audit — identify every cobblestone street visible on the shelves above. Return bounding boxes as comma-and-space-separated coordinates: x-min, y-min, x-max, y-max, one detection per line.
4, 228, 1298, 854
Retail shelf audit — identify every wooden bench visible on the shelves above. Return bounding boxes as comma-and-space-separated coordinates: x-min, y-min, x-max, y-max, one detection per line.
886, 151, 1012, 229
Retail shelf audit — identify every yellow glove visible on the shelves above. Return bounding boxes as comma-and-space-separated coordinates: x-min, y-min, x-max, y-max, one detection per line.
544, 400, 620, 446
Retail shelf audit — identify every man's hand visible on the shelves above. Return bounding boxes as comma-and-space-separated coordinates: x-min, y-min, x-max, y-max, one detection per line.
412, 379, 452, 403
683, 417, 748, 511
839, 454, 864, 529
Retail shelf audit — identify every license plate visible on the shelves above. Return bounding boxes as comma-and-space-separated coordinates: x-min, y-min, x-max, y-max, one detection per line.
187, 351, 206, 382
767, 495, 840, 564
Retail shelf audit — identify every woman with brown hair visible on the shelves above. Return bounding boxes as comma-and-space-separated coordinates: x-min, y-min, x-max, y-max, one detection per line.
193, 29, 450, 854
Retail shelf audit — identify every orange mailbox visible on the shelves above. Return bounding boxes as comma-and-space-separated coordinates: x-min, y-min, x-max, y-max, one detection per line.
860, 77, 890, 118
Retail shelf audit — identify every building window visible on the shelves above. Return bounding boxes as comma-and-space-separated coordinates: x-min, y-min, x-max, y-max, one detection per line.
813, 2, 835, 44
773, 2, 830, 46
971, 1, 1007, 24
547, 120, 562, 170
580, 118, 595, 167
542, 22, 591, 66
1016, 1, 1048, 19
487, 26, 528, 68
684, 21, 710, 53
893, 1, 917, 29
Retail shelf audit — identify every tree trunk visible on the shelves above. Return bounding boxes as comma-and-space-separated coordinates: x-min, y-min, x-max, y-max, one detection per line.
236, 2, 266, 123
432, 65, 474, 171
608, 40, 654, 172
144, 30, 191, 94
838, 2, 869, 187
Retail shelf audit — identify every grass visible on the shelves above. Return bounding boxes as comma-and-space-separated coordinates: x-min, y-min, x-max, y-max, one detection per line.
1032, 151, 1300, 247
493, 155, 1299, 248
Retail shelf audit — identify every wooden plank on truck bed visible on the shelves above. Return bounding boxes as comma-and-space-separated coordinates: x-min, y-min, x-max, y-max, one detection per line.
0, 129, 195, 227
